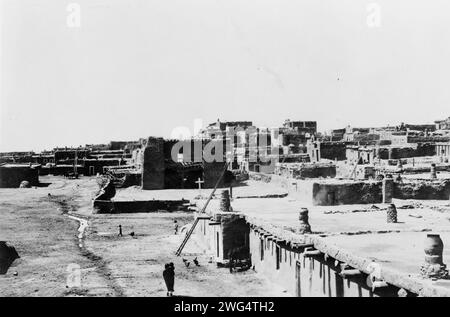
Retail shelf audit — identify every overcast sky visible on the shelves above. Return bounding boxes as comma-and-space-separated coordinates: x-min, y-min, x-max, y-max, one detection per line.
1, 0, 450, 152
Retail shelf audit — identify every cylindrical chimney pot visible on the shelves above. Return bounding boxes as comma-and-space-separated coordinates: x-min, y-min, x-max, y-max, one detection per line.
387, 204, 397, 223
219, 190, 231, 211
430, 164, 437, 179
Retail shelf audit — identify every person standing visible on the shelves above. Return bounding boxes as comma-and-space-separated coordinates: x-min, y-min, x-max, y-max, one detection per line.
174, 220, 179, 235
163, 263, 175, 296
118, 225, 123, 237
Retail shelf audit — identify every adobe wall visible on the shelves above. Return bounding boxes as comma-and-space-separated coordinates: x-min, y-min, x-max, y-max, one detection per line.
292, 164, 336, 179
320, 142, 347, 161
203, 161, 227, 188
312, 181, 382, 206
249, 228, 399, 297
393, 180, 450, 200
93, 199, 189, 213
193, 211, 249, 263
377, 144, 436, 160
249, 172, 382, 205
0, 166, 39, 188
141, 137, 165, 190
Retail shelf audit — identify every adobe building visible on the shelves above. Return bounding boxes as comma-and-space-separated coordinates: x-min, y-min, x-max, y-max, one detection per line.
435, 117, 450, 130
139, 137, 233, 190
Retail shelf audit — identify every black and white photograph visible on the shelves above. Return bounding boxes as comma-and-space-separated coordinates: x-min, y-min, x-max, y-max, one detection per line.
1, 0, 450, 303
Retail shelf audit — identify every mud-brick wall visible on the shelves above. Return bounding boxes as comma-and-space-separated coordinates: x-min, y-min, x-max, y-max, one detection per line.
293, 165, 336, 179
249, 230, 399, 297
142, 137, 165, 190
0, 166, 39, 188
193, 212, 249, 263
320, 142, 348, 161
378, 144, 436, 160
394, 180, 450, 200
217, 213, 249, 261
193, 215, 218, 257
194, 214, 226, 262
312, 182, 382, 206
203, 161, 227, 188
93, 199, 189, 213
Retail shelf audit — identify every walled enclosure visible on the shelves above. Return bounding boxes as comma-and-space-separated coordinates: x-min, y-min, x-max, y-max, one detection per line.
0, 164, 40, 188
312, 181, 382, 206
93, 199, 190, 213
250, 171, 450, 205
394, 180, 450, 200
277, 163, 336, 179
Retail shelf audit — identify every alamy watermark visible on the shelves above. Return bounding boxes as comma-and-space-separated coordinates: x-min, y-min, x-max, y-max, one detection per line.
66, 263, 81, 288
66, 3, 81, 28
366, 3, 381, 28
167, 119, 283, 168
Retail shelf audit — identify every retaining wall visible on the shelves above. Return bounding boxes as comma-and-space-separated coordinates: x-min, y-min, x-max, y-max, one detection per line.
93, 199, 190, 213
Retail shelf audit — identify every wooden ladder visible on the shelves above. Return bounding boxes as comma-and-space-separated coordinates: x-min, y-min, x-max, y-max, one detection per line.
175, 161, 229, 256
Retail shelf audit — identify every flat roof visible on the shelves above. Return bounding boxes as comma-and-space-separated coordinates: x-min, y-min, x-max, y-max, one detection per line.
203, 192, 450, 294
0, 163, 41, 168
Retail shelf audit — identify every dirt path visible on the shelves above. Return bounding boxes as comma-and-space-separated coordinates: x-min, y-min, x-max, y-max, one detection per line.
1, 175, 288, 297
85, 212, 289, 297
0, 176, 116, 296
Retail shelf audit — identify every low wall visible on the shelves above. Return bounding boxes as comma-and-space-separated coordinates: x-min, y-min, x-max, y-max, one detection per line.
39, 165, 86, 176
279, 164, 336, 179
394, 180, 450, 200
249, 171, 450, 204
378, 144, 436, 159
93, 199, 190, 213
312, 181, 382, 206
249, 229, 399, 297
0, 166, 39, 188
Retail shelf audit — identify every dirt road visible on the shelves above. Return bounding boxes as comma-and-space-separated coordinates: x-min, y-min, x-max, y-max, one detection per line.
0, 176, 287, 297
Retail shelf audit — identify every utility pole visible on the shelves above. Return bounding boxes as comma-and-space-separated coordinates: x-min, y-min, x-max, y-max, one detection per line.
74, 149, 78, 177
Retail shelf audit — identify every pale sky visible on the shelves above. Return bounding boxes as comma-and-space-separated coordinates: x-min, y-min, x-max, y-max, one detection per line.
1, 0, 450, 152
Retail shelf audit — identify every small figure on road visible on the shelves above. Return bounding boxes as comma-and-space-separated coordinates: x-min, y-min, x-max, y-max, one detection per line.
163, 263, 175, 296
174, 220, 179, 235
118, 224, 123, 237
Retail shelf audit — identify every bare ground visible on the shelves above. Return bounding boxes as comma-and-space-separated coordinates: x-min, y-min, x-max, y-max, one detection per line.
0, 176, 287, 297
